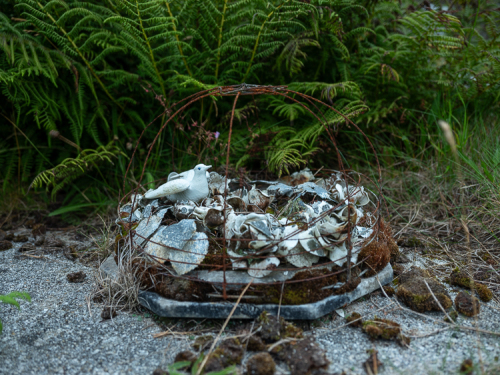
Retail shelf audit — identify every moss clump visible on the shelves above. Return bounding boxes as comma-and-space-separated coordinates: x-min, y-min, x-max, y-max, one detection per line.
246, 352, 276, 375
250, 267, 361, 305
383, 285, 395, 297
396, 277, 452, 312
450, 269, 473, 288
479, 252, 497, 266
398, 236, 423, 248
246, 335, 266, 352
256, 311, 303, 343
475, 283, 493, 302
191, 335, 214, 351
460, 358, 474, 375
345, 312, 363, 328
358, 219, 396, 275
210, 338, 244, 367
358, 241, 390, 276
362, 318, 410, 346
392, 264, 404, 281
450, 269, 493, 302
455, 292, 480, 317
399, 266, 430, 284
279, 338, 329, 375
0, 240, 13, 251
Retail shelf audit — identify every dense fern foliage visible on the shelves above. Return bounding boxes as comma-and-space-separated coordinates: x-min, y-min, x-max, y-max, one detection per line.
0, 0, 499, 211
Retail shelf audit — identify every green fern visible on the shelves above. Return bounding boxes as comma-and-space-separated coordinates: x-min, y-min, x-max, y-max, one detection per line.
0, 0, 499, 200
0, 291, 31, 334
30, 142, 125, 198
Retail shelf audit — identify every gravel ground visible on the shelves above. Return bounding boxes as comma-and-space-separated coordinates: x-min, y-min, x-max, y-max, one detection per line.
1, 231, 500, 374
0, 233, 189, 375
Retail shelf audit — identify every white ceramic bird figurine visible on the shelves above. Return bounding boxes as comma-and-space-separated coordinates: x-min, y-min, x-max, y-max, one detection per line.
145, 164, 212, 202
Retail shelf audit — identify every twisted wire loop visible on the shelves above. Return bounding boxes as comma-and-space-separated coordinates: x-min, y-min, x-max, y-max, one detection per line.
116, 84, 388, 302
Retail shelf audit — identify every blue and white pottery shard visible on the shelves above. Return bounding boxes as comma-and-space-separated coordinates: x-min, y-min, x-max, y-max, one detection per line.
247, 256, 280, 278
296, 182, 331, 200
267, 183, 294, 197
134, 207, 170, 246
141, 199, 160, 219
311, 201, 334, 216
173, 201, 195, 220
170, 232, 209, 275
273, 225, 300, 252
283, 243, 319, 268
298, 228, 326, 257
144, 219, 197, 263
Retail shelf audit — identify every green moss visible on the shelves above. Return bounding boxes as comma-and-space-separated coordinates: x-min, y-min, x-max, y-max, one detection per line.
346, 312, 363, 327
475, 283, 493, 302
362, 318, 410, 346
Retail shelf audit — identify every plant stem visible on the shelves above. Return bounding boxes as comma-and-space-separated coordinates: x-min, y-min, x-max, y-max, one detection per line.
242, 0, 291, 83
214, 0, 228, 80
165, 0, 192, 77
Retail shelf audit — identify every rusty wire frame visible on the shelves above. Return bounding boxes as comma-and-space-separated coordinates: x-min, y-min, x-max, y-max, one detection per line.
118, 84, 384, 300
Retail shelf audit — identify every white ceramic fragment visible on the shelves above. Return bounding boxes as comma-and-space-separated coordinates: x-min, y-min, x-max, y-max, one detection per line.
298, 228, 326, 257
273, 225, 300, 252
247, 256, 280, 278
170, 232, 209, 275
267, 183, 295, 197
296, 182, 331, 199
173, 201, 195, 220
329, 241, 348, 266
134, 207, 170, 246
208, 172, 228, 196
144, 219, 197, 261
283, 243, 319, 268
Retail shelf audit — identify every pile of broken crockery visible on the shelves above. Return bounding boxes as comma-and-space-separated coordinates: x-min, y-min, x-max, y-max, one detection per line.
116, 167, 379, 279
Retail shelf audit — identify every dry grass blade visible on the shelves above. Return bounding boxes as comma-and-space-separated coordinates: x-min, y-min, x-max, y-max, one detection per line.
267, 337, 302, 352
153, 329, 214, 339
195, 278, 254, 375
423, 279, 454, 324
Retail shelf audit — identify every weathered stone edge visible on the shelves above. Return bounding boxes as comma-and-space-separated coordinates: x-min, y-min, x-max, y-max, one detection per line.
138, 264, 393, 320
99, 256, 392, 320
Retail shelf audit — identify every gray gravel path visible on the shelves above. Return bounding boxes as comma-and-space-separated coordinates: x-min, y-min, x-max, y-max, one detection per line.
1, 232, 500, 374
0, 233, 188, 375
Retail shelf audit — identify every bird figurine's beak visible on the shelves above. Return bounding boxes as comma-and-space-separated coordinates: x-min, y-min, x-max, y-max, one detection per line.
204, 165, 212, 170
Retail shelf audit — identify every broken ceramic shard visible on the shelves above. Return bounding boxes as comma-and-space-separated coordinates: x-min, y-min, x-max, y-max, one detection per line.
328, 241, 348, 266
170, 232, 209, 275
134, 207, 170, 246
208, 171, 227, 196
267, 183, 295, 197
247, 256, 280, 278
144, 219, 197, 262
273, 225, 300, 252
245, 186, 273, 211
142, 199, 159, 219
284, 243, 320, 268
173, 201, 195, 220
226, 196, 246, 212
296, 182, 331, 200
298, 228, 326, 257
204, 207, 225, 228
